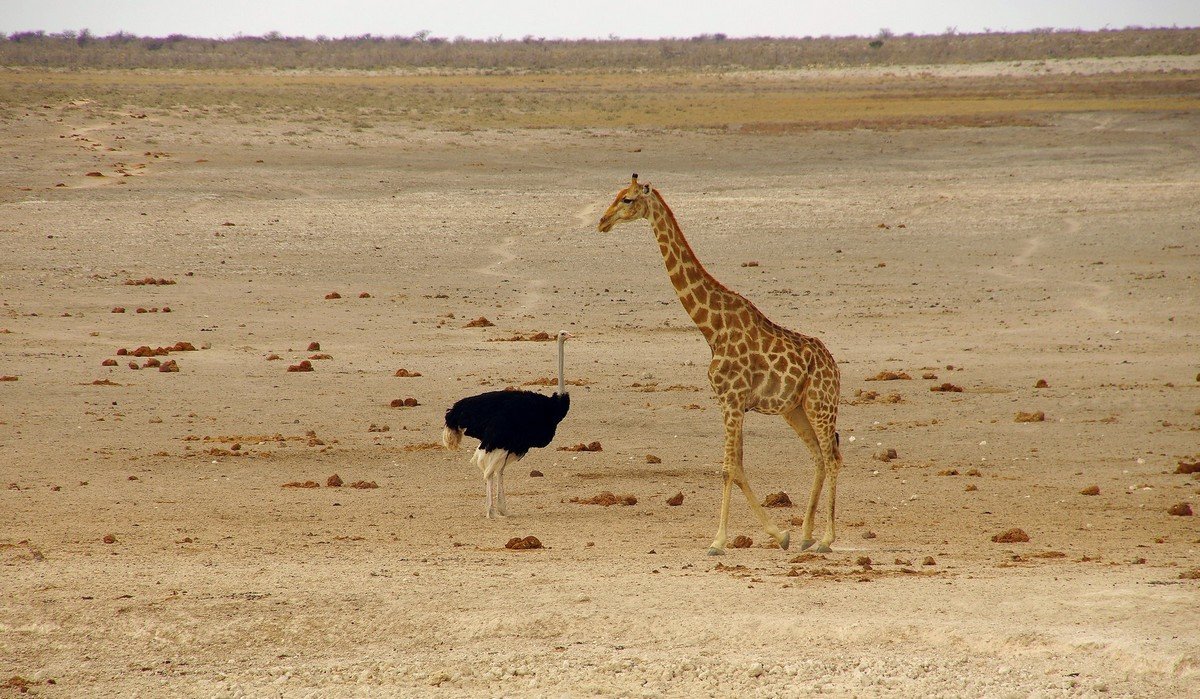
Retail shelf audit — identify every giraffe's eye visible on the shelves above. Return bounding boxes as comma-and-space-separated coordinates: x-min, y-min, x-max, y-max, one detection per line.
621, 198, 633, 204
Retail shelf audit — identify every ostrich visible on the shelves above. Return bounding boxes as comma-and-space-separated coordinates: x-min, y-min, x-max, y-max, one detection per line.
443, 331, 573, 518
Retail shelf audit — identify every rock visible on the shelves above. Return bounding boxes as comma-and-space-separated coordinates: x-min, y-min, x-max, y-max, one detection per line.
666, 492, 684, 506
645, 454, 662, 464
991, 528, 1030, 543
394, 368, 422, 377
307, 342, 321, 351
1035, 378, 1049, 388
922, 556, 937, 566
865, 370, 911, 381
158, 359, 179, 372
730, 535, 753, 548
1167, 502, 1193, 516
862, 530, 877, 539
1175, 460, 1200, 475
324, 292, 341, 299
282, 481, 320, 488
349, 481, 378, 489
101, 359, 117, 366
326, 474, 343, 487
1080, 485, 1100, 496
287, 360, 314, 372
464, 316, 494, 328
505, 535, 543, 550
571, 491, 637, 506
930, 383, 963, 392
102, 534, 117, 544
762, 491, 792, 507
529, 470, 544, 477
1014, 411, 1045, 422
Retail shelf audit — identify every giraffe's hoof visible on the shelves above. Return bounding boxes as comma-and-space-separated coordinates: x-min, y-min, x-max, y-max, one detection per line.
706, 547, 725, 556
799, 539, 817, 551
813, 543, 832, 553
778, 531, 791, 551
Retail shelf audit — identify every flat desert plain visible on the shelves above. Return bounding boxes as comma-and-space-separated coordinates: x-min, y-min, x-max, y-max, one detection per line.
2, 57, 1199, 697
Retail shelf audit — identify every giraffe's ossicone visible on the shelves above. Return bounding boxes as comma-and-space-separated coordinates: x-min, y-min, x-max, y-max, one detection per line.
599, 174, 844, 555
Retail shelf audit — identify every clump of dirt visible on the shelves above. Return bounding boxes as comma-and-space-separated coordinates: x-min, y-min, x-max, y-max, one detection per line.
571, 491, 637, 506
349, 481, 378, 489
403, 442, 443, 451
158, 359, 179, 372
1167, 502, 1193, 516
666, 492, 684, 506
395, 368, 422, 377
102, 534, 117, 544
1035, 378, 1050, 388
324, 292, 341, 299
874, 448, 899, 462
389, 397, 420, 407
1179, 569, 1200, 580
559, 441, 602, 452
930, 383, 964, 392
865, 370, 911, 381
464, 316, 495, 328
938, 469, 959, 476
856, 556, 872, 569
309, 353, 333, 360
367, 424, 389, 432
992, 528, 1031, 543
730, 535, 753, 548
1175, 460, 1200, 474
741, 261, 760, 267
645, 454, 662, 464
266, 354, 281, 361
287, 360, 314, 372
128, 362, 139, 370
171, 341, 196, 351
307, 342, 321, 351
922, 372, 938, 380
282, 481, 320, 489
1015, 411, 1045, 422
922, 556, 937, 566
491, 331, 553, 342
1080, 485, 1101, 495
91, 379, 120, 386
101, 359, 117, 366
762, 491, 792, 507
358, 292, 371, 298
1033, 551, 1067, 559
505, 536, 543, 550
862, 530, 877, 539
111, 306, 125, 313
530, 470, 544, 477
0, 376, 18, 381
143, 357, 161, 368
326, 474, 343, 487
790, 553, 823, 564
124, 276, 175, 286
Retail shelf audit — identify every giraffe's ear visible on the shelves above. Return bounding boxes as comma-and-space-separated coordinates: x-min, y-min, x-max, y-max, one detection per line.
631, 173, 639, 185
642, 184, 650, 194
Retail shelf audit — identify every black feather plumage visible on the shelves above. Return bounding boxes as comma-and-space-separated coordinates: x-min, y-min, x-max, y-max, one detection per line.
444, 390, 570, 458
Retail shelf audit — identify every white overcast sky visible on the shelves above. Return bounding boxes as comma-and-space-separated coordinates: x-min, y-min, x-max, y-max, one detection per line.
3, 1, 1197, 40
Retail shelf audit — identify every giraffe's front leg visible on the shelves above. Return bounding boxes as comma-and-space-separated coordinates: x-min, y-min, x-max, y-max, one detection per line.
707, 408, 743, 556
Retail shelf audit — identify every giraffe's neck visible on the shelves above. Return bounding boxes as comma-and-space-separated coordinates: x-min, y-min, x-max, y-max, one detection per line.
646, 190, 738, 345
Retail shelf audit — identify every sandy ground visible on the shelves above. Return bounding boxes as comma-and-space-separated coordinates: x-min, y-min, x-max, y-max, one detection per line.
2, 63, 1199, 697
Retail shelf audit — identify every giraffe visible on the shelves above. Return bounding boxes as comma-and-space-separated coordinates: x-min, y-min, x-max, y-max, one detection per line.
598, 174, 844, 555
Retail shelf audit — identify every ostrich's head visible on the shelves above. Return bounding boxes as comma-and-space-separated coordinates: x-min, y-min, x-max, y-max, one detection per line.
597, 173, 652, 233
556, 330, 573, 344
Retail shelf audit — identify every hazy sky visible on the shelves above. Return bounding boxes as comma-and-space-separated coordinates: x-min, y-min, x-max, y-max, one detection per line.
4, 1, 1197, 40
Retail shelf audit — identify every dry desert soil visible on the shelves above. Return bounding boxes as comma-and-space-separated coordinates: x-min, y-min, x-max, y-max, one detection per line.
2, 57, 1199, 697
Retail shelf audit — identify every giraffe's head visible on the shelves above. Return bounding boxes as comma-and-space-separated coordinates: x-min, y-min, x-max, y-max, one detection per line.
597, 173, 652, 232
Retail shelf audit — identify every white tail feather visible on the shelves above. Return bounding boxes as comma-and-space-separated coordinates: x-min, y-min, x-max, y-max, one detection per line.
442, 425, 464, 450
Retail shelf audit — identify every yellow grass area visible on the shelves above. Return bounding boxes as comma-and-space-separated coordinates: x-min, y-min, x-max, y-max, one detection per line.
2, 68, 1197, 130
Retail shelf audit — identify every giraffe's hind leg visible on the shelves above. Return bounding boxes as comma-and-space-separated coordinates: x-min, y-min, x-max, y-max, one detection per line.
784, 404, 828, 551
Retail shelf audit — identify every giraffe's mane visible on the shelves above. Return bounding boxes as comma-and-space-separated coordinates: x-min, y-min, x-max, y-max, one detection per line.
651, 187, 786, 328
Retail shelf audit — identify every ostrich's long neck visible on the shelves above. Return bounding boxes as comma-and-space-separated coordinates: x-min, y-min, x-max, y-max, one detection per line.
557, 337, 566, 395
646, 191, 733, 346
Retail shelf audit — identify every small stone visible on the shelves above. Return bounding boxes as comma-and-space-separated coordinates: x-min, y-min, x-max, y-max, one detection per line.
505, 535, 543, 550
324, 292, 341, 299
1080, 485, 1100, 496
102, 534, 117, 544
645, 454, 662, 464
1035, 378, 1049, 388
730, 535, 753, 548
529, 470, 544, 477
762, 491, 792, 507
326, 474, 343, 487
1167, 502, 1193, 517
307, 342, 321, 351
862, 530, 877, 539
666, 492, 684, 506
922, 556, 937, 566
